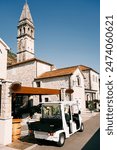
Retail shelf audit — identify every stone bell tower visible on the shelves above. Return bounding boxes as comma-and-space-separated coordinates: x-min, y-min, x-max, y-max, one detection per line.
17, 1, 35, 62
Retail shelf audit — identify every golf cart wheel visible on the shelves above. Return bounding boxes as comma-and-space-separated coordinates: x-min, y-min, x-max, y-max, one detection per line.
57, 133, 65, 147
79, 123, 84, 132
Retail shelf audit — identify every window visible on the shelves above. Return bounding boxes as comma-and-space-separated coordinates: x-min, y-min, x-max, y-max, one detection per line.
36, 81, 41, 87
0, 49, 2, 53
20, 28, 22, 35
45, 98, 49, 102
76, 75, 81, 86
28, 28, 30, 34
31, 30, 33, 36
23, 27, 25, 34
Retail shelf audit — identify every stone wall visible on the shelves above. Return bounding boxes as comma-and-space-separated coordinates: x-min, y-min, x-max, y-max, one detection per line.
7, 60, 53, 87
0, 39, 8, 80
40, 76, 70, 102
37, 68, 86, 111
37, 61, 53, 76
90, 70, 99, 91
70, 69, 85, 110
7, 61, 36, 86
0, 80, 12, 145
83, 70, 90, 89
1, 81, 12, 118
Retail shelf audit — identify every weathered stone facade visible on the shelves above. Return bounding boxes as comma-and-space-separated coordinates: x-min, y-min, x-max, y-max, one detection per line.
81, 68, 100, 105
7, 59, 54, 87
8, 61, 36, 86
0, 38, 11, 117
0, 1, 100, 146
0, 38, 10, 80
0, 39, 12, 145
83, 70, 90, 89
17, 2, 35, 62
1, 81, 12, 118
35, 67, 86, 111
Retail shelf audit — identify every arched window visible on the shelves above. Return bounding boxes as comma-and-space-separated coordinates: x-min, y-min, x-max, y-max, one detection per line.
31, 30, 33, 36
20, 28, 22, 35
23, 27, 25, 34
28, 28, 30, 34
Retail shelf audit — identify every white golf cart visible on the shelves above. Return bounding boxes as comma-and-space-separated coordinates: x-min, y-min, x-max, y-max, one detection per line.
28, 101, 84, 147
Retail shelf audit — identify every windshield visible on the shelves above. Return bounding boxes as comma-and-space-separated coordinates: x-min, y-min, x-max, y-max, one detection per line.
42, 103, 61, 119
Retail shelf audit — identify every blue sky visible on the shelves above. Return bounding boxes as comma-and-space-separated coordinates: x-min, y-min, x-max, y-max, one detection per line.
0, 0, 100, 72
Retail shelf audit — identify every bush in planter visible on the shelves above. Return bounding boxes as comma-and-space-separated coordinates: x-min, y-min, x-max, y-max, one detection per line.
88, 100, 95, 112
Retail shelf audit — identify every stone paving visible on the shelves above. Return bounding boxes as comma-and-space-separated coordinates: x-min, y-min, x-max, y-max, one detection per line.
0, 145, 17, 150
81, 110, 99, 122
1, 111, 100, 150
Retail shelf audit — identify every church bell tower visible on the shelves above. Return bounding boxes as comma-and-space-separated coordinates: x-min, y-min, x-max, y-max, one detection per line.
17, 1, 35, 62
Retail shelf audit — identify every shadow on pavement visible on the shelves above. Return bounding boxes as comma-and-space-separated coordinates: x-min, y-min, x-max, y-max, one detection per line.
20, 134, 57, 147
82, 128, 100, 150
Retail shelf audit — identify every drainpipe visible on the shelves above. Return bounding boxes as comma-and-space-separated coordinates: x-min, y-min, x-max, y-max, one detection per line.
89, 70, 91, 90
36, 61, 38, 77
68, 75, 72, 101
32, 59, 39, 87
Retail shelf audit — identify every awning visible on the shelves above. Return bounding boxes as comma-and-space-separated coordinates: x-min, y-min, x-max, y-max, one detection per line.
10, 82, 60, 95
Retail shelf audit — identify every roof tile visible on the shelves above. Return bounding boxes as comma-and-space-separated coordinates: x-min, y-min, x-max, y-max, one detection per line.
36, 66, 78, 79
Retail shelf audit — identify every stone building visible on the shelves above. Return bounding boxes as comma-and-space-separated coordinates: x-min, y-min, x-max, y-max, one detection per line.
7, 58, 55, 87
0, 38, 12, 145
7, 2, 56, 108
7, 1, 86, 111
79, 65, 100, 109
17, 2, 35, 62
35, 66, 85, 111
0, 38, 9, 80
0, 1, 100, 145
7, 2, 100, 112
7, 2, 100, 111
7, 2, 55, 87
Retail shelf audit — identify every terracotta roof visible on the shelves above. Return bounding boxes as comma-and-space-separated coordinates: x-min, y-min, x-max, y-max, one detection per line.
7, 58, 54, 68
78, 65, 90, 71
36, 66, 78, 80
79, 65, 99, 74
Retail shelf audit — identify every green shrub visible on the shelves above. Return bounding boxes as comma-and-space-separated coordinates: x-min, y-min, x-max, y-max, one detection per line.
88, 101, 95, 112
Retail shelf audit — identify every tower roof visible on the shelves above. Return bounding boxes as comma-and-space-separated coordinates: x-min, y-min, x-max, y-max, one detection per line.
19, 2, 33, 23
